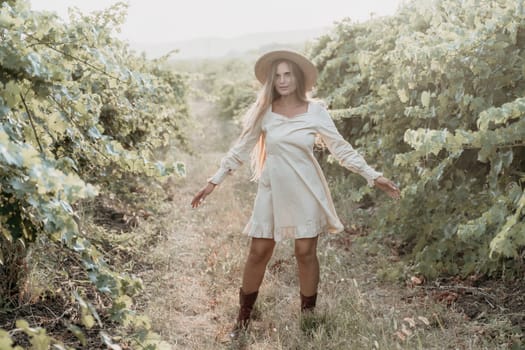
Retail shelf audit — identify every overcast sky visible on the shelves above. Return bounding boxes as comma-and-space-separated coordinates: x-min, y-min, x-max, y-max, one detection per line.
31, 0, 403, 43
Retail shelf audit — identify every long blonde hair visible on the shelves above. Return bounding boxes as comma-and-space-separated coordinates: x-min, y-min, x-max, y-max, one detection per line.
241, 59, 309, 180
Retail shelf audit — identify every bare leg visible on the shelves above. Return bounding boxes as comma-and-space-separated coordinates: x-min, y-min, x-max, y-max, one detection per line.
241, 238, 276, 293
295, 236, 319, 297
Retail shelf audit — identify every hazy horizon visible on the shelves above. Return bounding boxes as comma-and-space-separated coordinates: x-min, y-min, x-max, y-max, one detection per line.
31, 0, 403, 44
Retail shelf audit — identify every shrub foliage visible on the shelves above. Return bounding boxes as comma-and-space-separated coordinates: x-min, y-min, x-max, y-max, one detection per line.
0, 0, 187, 347
310, 0, 525, 278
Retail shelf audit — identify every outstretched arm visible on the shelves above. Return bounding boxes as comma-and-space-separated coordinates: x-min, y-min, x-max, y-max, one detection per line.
316, 107, 400, 199
207, 115, 263, 185
373, 176, 400, 200
191, 182, 216, 208
191, 110, 264, 208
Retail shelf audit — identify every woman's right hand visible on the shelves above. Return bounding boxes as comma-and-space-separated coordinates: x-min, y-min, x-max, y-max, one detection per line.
191, 182, 216, 208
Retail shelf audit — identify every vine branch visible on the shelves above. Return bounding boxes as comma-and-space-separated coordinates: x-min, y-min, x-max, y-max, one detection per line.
24, 32, 123, 83
19, 93, 44, 154
49, 95, 111, 161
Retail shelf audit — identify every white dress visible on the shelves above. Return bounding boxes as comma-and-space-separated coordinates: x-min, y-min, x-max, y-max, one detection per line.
208, 101, 382, 242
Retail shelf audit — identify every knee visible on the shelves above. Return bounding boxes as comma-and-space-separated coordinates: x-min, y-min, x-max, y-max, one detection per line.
295, 246, 317, 265
247, 246, 273, 265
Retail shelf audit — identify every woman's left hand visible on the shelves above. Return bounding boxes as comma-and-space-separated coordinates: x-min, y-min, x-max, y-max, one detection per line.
374, 176, 401, 200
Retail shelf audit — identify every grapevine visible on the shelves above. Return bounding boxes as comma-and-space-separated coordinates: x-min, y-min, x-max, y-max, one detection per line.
311, 0, 525, 278
1, 0, 187, 347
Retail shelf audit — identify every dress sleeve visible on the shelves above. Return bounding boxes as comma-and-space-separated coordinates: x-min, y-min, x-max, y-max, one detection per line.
316, 106, 382, 187
207, 117, 263, 185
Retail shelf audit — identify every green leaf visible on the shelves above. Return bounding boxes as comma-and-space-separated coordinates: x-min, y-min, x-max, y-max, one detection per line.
29, 328, 51, 350
0, 6, 23, 28
25, 52, 45, 77
3, 81, 21, 108
0, 329, 14, 348
16, 319, 31, 331
88, 126, 102, 139
0, 97, 10, 117
66, 323, 86, 347
397, 89, 409, 103
175, 161, 186, 177
81, 314, 95, 329
477, 97, 525, 130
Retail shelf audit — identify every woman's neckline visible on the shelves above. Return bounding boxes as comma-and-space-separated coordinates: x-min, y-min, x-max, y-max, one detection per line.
270, 101, 311, 119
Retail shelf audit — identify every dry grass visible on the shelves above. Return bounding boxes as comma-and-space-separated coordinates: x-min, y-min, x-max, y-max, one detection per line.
135, 98, 521, 350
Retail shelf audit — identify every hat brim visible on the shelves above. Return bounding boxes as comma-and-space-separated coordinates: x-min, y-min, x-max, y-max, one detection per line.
254, 50, 318, 91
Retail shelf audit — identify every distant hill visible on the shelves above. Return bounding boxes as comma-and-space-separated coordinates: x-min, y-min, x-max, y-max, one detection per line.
130, 27, 330, 60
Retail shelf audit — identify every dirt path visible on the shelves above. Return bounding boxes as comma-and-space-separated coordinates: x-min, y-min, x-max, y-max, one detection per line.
138, 98, 258, 348
137, 97, 515, 350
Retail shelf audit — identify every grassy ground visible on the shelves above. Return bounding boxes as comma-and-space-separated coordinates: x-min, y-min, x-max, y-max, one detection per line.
134, 98, 523, 350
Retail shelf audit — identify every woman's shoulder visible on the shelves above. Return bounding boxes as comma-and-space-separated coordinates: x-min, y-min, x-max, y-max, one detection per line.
308, 99, 330, 117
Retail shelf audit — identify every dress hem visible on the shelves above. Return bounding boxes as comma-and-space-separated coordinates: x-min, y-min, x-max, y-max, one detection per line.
242, 219, 343, 242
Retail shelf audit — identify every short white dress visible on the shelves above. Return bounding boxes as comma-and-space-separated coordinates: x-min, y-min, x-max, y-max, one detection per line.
208, 101, 382, 242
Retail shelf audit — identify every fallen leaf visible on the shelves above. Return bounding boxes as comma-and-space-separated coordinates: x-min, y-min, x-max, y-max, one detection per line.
418, 316, 430, 326
395, 331, 406, 341
410, 276, 423, 285
403, 317, 416, 328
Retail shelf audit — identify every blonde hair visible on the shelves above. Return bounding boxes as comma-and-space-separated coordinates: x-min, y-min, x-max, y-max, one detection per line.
241, 59, 309, 180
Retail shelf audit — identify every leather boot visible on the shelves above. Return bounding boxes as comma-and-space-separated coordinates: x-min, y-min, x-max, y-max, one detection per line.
230, 288, 258, 339
300, 292, 320, 336
300, 292, 317, 312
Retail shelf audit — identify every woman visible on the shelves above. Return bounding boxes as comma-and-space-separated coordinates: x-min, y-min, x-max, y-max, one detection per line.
191, 49, 400, 336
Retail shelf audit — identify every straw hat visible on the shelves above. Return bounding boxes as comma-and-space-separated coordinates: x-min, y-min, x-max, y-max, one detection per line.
254, 49, 318, 91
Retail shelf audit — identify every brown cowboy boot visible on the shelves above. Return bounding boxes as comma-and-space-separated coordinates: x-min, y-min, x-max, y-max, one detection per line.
230, 288, 258, 339
300, 292, 317, 312
300, 292, 320, 336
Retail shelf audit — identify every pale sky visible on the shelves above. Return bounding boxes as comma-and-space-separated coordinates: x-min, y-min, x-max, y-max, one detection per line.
31, 0, 403, 43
